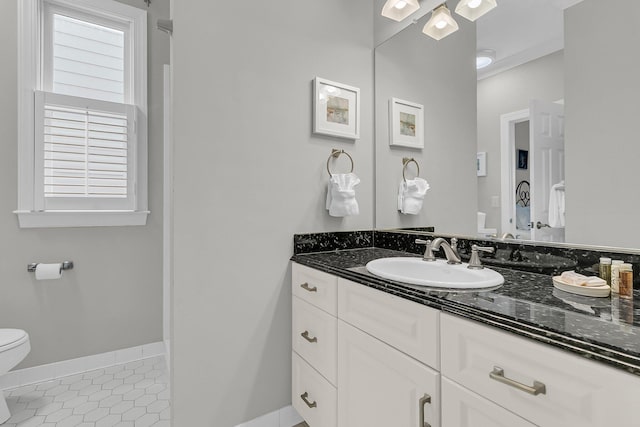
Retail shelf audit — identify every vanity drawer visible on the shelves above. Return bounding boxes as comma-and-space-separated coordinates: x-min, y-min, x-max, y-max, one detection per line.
292, 263, 338, 315
292, 296, 337, 385
337, 278, 440, 369
441, 377, 535, 427
292, 352, 337, 427
441, 313, 640, 427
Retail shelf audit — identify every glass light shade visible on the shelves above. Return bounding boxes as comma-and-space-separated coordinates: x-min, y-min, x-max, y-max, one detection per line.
455, 0, 497, 22
422, 5, 459, 41
381, 0, 420, 22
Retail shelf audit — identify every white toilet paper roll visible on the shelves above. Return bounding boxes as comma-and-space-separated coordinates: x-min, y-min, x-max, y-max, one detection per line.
35, 263, 63, 280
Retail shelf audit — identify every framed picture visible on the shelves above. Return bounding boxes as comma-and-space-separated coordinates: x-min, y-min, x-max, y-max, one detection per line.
517, 149, 529, 170
313, 77, 360, 140
389, 98, 424, 149
477, 152, 487, 177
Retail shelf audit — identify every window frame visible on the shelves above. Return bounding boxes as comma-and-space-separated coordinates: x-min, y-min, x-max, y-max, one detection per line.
16, 0, 148, 228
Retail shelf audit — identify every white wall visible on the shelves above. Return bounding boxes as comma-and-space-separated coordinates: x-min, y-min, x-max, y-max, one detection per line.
564, 0, 640, 248
375, 17, 478, 233
171, 0, 374, 425
0, 0, 168, 368
477, 50, 564, 231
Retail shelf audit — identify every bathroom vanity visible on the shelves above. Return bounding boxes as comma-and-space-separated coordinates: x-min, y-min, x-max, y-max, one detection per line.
290, 233, 640, 427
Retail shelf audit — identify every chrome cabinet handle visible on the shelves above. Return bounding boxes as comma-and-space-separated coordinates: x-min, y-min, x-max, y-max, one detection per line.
419, 393, 431, 427
300, 392, 317, 408
301, 330, 318, 343
534, 221, 550, 229
300, 282, 317, 292
489, 366, 546, 396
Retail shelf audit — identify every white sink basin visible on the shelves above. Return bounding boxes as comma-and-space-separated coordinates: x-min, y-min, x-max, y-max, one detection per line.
365, 257, 504, 289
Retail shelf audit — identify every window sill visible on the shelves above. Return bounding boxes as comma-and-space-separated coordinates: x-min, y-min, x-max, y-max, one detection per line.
14, 210, 150, 228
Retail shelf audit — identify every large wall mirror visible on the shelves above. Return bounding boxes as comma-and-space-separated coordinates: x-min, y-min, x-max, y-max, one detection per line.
374, 0, 640, 250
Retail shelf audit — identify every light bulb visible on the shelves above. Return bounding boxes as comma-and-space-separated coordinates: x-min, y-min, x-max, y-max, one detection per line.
394, 0, 407, 9
467, 0, 482, 9
435, 20, 448, 29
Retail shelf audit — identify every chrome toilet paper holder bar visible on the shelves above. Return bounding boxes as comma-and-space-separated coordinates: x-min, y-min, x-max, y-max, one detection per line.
27, 261, 74, 273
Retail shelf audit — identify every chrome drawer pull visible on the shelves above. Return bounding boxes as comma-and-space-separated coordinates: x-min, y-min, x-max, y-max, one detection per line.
419, 393, 431, 427
300, 282, 318, 292
300, 392, 317, 408
490, 366, 546, 396
301, 330, 318, 343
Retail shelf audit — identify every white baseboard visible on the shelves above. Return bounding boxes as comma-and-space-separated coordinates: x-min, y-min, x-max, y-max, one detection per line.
235, 405, 303, 427
0, 341, 165, 391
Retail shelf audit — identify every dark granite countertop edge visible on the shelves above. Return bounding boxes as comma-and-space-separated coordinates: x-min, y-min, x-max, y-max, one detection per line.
291, 252, 640, 377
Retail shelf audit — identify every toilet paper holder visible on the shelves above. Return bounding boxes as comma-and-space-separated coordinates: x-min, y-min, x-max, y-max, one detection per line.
27, 261, 74, 273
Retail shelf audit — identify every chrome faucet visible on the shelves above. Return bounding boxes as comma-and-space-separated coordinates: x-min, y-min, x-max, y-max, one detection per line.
430, 237, 462, 264
500, 232, 515, 240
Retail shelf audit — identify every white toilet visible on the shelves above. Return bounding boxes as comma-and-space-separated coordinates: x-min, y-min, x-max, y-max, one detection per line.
0, 330, 30, 424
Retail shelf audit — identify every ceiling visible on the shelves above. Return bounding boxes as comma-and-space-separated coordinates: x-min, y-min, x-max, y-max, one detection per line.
476, 0, 585, 79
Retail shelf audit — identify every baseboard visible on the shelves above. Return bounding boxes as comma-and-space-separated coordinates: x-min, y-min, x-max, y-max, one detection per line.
0, 341, 165, 391
235, 405, 303, 427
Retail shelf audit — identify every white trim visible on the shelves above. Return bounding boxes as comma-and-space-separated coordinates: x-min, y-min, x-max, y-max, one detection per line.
14, 210, 149, 228
17, 0, 41, 214
162, 64, 172, 372
234, 405, 303, 427
0, 341, 165, 391
500, 108, 530, 236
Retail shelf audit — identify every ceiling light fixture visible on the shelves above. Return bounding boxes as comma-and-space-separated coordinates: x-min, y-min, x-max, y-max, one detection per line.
455, 0, 497, 22
381, 0, 420, 22
476, 49, 496, 69
423, 4, 459, 41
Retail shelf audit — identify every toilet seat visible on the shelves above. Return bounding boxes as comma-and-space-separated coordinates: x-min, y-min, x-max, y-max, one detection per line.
0, 329, 29, 353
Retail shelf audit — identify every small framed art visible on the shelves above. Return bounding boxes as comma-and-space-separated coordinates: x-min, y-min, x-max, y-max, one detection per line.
517, 149, 529, 170
389, 98, 424, 149
313, 77, 360, 139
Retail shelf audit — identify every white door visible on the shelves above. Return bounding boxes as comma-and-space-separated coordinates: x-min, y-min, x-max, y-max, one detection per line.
529, 99, 565, 242
337, 320, 440, 427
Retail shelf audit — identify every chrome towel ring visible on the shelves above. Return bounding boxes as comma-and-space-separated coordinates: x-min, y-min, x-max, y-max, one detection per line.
327, 149, 354, 177
402, 157, 420, 182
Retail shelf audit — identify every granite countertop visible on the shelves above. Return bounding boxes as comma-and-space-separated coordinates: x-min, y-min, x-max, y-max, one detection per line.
291, 247, 640, 376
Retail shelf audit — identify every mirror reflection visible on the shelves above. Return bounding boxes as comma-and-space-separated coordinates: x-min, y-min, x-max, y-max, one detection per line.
375, 0, 640, 250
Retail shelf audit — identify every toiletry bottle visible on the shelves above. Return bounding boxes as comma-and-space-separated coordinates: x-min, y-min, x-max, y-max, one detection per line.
611, 260, 624, 294
619, 264, 634, 300
599, 257, 612, 286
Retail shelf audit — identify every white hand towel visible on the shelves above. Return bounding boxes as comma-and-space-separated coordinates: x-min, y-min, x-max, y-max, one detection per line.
548, 181, 565, 228
398, 178, 430, 215
326, 173, 360, 217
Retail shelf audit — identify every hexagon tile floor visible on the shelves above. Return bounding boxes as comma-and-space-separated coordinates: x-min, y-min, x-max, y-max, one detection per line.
1, 355, 170, 427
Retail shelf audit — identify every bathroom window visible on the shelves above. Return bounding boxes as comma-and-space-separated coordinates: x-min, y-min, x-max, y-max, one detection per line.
16, 0, 148, 227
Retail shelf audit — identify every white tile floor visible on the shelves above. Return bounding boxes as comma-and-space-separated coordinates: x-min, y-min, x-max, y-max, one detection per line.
1, 356, 169, 427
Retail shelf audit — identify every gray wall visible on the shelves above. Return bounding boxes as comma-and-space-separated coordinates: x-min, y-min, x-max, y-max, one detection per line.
0, 0, 168, 368
171, 0, 374, 425
375, 18, 478, 234
565, 0, 640, 247
477, 50, 564, 231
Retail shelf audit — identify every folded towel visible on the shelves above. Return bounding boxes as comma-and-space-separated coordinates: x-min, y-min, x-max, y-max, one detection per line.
326, 173, 360, 217
397, 178, 430, 215
548, 181, 565, 228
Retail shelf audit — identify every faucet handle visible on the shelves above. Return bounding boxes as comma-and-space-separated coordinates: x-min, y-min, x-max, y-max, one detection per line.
415, 239, 436, 262
468, 245, 495, 270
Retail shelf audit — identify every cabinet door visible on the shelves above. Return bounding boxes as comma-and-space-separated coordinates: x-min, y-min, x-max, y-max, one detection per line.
338, 320, 439, 427
441, 377, 535, 427
441, 313, 640, 427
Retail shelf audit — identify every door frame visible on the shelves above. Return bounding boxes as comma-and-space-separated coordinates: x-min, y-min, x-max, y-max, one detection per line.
500, 108, 529, 236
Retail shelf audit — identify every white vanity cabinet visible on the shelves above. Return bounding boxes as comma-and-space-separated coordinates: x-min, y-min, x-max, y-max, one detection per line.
292, 263, 441, 427
292, 262, 640, 427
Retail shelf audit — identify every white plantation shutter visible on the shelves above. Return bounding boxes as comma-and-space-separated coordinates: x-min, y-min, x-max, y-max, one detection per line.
35, 91, 136, 211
